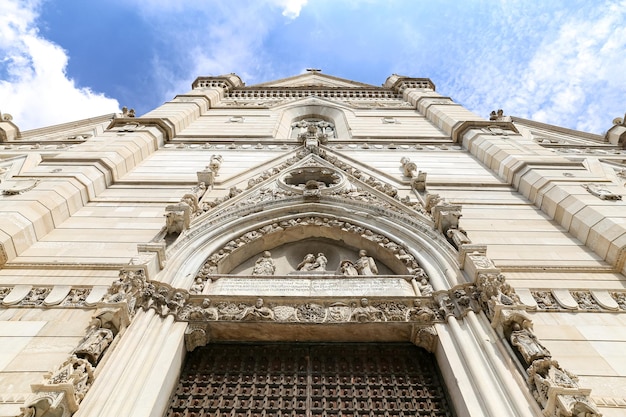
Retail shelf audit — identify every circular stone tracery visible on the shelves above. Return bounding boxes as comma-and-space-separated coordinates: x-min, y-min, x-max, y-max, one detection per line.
279, 166, 345, 194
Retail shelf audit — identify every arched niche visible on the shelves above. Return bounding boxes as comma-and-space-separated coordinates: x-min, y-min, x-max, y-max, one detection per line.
273, 101, 352, 139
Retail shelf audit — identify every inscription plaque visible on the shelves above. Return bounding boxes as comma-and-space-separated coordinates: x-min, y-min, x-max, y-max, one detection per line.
207, 276, 414, 296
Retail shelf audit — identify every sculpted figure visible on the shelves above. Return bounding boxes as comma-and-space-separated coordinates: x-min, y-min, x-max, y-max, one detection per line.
74, 320, 114, 365
407, 299, 436, 322
209, 154, 223, 174
350, 298, 384, 322
418, 278, 434, 296
314, 253, 328, 271
337, 260, 358, 276
446, 226, 471, 249
297, 253, 317, 271
355, 250, 378, 275
183, 299, 218, 321
252, 251, 276, 276
510, 323, 550, 365
240, 298, 275, 321
190, 278, 204, 294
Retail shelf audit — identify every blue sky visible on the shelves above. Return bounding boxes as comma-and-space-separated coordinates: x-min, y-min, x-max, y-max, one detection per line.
1, 0, 625, 134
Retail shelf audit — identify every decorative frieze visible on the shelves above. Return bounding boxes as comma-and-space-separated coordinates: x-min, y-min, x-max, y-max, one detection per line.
331, 143, 462, 151
178, 296, 446, 324
531, 289, 626, 312
226, 88, 401, 100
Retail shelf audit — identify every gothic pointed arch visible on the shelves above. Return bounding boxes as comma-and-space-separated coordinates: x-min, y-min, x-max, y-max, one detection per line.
160, 148, 462, 293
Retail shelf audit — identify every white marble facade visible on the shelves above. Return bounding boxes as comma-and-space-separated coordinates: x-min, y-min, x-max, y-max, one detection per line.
0, 72, 625, 417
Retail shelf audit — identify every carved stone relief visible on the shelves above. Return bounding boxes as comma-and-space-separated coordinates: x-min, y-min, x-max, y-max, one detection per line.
191, 216, 425, 292
20, 356, 94, 417
400, 157, 427, 191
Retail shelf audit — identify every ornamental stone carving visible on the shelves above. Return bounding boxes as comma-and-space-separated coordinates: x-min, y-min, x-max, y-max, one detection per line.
197, 155, 223, 186
337, 260, 358, 276
240, 298, 275, 321
489, 109, 511, 122
527, 358, 601, 417
164, 202, 191, 235
192, 216, 425, 289
291, 119, 335, 142
509, 322, 550, 366
73, 319, 114, 366
185, 323, 209, 352
1, 179, 40, 195
411, 326, 438, 353
582, 183, 622, 200
21, 355, 94, 417
349, 298, 384, 322
252, 251, 276, 276
446, 226, 471, 249
475, 272, 520, 320
400, 157, 427, 191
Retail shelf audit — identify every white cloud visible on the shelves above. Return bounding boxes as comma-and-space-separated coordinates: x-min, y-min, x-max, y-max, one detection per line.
514, 0, 626, 133
273, 0, 309, 19
0, 0, 120, 130
129, 1, 300, 102
440, 0, 626, 134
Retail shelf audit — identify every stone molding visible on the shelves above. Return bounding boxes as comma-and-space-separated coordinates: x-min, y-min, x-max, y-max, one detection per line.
226, 87, 402, 101
106, 117, 174, 141
3, 284, 624, 315
451, 120, 519, 143
100, 267, 482, 325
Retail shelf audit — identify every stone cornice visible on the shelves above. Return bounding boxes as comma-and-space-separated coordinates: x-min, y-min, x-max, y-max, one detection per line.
106, 117, 174, 140
451, 120, 519, 142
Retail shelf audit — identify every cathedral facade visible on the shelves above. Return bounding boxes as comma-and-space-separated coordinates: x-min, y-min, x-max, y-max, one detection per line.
0, 72, 625, 417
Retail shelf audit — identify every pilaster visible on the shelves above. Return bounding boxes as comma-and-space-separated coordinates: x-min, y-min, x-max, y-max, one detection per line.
75, 310, 187, 417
